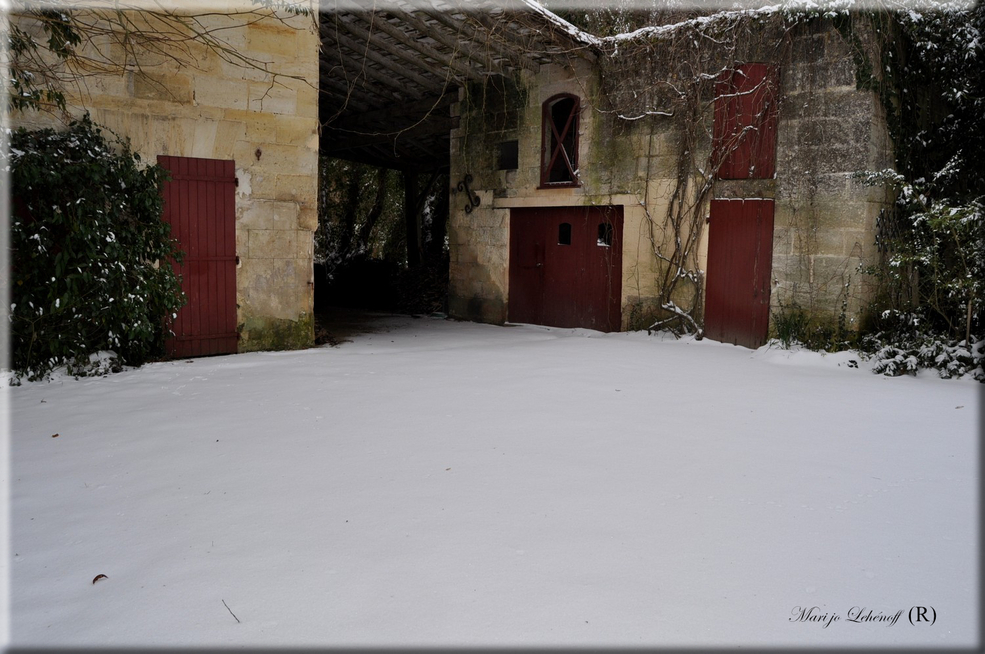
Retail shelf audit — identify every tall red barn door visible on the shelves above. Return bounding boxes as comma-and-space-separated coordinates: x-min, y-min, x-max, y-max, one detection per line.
509, 205, 623, 332
704, 199, 774, 348
158, 156, 238, 357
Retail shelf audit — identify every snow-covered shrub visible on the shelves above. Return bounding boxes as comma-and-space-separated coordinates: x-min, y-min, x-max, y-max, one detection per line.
860, 310, 983, 380
846, 4, 984, 381
7, 115, 184, 381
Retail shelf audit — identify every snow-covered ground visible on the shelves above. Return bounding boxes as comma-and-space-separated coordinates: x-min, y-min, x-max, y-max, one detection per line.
6, 315, 980, 647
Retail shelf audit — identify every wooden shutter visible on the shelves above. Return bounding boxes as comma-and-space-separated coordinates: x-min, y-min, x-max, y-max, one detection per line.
713, 63, 779, 180
158, 156, 238, 357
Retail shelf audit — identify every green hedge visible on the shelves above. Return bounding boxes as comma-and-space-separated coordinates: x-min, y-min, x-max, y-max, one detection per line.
8, 115, 185, 380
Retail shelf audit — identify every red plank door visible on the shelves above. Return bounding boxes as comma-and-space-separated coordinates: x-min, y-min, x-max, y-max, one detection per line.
158, 156, 238, 357
713, 63, 779, 180
704, 199, 774, 348
509, 205, 623, 332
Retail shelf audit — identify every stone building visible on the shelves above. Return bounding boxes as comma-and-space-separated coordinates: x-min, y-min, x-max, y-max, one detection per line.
446, 10, 894, 348
10, 2, 895, 355
9, 8, 321, 355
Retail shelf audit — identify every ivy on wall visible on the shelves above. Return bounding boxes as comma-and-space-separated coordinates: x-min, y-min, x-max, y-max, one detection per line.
839, 4, 984, 378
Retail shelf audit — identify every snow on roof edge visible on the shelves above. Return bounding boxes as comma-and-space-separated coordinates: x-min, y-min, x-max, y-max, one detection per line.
604, 5, 785, 43
517, 0, 604, 49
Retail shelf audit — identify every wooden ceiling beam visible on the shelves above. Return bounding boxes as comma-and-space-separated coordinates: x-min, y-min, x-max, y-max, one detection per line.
398, 9, 511, 79
424, 8, 540, 74
321, 21, 447, 94
326, 90, 457, 133
324, 114, 459, 152
320, 66, 409, 106
464, 10, 553, 61
348, 11, 483, 84
331, 46, 425, 102
318, 76, 378, 114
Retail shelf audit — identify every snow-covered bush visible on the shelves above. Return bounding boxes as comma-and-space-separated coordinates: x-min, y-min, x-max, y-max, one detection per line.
843, 3, 984, 381
7, 115, 185, 381
860, 310, 983, 380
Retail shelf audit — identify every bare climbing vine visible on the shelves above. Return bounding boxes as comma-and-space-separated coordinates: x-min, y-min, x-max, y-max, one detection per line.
7, 2, 318, 114
589, 11, 796, 335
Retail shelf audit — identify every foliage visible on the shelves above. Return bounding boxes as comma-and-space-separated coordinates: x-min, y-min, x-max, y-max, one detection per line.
6, 9, 80, 111
315, 157, 403, 278
845, 3, 984, 379
857, 171, 983, 342
875, 2, 984, 200
772, 302, 857, 352
315, 157, 449, 313
858, 310, 983, 380
6, 115, 185, 380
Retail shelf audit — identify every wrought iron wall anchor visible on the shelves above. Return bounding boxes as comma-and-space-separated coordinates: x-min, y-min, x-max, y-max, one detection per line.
454, 174, 481, 214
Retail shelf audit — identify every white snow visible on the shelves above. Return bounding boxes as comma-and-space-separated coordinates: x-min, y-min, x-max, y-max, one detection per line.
6, 315, 980, 647
519, 0, 604, 48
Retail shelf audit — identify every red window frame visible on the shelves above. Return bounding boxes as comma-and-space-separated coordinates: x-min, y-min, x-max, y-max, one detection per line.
540, 93, 580, 188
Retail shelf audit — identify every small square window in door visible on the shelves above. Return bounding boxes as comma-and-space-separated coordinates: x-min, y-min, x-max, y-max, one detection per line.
558, 222, 572, 245
509, 206, 623, 332
597, 222, 613, 247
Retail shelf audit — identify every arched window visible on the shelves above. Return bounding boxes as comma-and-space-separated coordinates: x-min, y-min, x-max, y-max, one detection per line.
541, 94, 580, 188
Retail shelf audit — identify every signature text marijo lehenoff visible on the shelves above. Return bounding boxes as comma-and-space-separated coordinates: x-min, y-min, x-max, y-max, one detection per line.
790, 605, 906, 628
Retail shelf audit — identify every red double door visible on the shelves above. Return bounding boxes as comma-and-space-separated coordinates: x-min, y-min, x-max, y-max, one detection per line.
158, 156, 238, 357
509, 206, 623, 332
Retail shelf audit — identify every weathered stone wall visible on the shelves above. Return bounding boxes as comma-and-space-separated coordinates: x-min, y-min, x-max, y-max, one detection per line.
449, 14, 893, 334
10, 9, 320, 352
769, 18, 893, 329
449, 57, 670, 329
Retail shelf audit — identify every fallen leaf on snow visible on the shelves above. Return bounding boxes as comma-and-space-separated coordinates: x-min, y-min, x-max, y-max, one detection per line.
92, 574, 108, 584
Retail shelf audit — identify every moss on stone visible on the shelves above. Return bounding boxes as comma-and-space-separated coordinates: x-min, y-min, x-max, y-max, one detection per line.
238, 312, 314, 353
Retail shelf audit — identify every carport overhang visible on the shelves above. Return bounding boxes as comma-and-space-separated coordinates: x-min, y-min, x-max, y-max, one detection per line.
319, 0, 599, 172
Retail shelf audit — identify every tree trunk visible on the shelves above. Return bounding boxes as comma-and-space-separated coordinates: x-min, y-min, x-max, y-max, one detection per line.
355, 167, 389, 254
428, 174, 449, 261
404, 170, 421, 267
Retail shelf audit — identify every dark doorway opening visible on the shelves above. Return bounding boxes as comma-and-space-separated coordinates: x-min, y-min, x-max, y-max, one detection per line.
313, 158, 450, 343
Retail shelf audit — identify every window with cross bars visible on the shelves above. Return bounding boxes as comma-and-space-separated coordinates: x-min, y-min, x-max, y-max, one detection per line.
540, 94, 580, 188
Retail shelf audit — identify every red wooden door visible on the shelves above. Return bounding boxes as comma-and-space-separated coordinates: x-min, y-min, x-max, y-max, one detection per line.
158, 156, 238, 357
705, 199, 774, 348
713, 63, 779, 180
509, 206, 623, 332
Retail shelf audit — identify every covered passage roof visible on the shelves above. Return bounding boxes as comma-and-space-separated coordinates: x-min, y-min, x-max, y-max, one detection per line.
319, 0, 597, 171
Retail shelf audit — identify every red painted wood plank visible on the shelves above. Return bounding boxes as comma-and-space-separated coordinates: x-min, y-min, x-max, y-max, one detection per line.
713, 63, 778, 180
509, 206, 623, 332
704, 199, 774, 348
158, 156, 238, 358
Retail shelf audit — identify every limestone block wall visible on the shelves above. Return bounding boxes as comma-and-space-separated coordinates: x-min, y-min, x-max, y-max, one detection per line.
450, 15, 892, 334
770, 20, 894, 327
449, 58, 679, 329
10, 9, 320, 352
